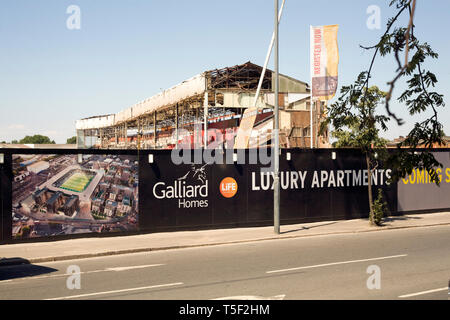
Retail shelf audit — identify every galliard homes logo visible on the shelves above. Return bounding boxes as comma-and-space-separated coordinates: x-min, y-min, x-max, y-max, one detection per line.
152, 164, 209, 209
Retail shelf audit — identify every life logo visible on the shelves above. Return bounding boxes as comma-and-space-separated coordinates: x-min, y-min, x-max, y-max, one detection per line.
220, 177, 238, 198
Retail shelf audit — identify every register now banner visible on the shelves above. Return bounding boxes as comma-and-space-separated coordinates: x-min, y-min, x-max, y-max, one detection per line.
310, 24, 339, 100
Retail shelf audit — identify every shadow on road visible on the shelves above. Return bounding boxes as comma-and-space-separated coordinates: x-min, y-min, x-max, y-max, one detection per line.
0, 258, 58, 281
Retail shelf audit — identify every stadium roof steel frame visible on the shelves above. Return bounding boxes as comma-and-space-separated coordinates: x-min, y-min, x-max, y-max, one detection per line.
76, 61, 308, 131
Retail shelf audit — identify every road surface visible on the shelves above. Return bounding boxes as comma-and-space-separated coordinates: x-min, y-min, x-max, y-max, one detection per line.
0, 225, 449, 300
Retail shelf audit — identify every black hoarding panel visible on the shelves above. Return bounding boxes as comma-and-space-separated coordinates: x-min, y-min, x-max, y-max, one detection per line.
276, 149, 396, 222
210, 162, 248, 226
398, 151, 450, 212
139, 148, 399, 232
139, 150, 213, 231
139, 153, 174, 230
246, 162, 274, 223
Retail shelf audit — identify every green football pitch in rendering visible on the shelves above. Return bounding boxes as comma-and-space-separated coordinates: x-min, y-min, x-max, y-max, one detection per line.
60, 172, 94, 193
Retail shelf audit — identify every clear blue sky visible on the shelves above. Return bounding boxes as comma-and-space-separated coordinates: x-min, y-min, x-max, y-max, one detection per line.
1, 0, 449, 143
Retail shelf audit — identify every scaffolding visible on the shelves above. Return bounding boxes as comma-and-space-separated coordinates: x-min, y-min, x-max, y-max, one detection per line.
75, 61, 315, 149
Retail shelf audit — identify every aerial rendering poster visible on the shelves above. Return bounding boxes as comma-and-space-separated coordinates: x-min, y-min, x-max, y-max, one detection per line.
12, 154, 139, 238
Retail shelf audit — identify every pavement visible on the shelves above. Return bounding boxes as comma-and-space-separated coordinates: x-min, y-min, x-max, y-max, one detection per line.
1, 211, 450, 266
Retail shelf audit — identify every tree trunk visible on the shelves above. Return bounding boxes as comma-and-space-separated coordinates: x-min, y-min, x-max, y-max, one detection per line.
366, 153, 374, 224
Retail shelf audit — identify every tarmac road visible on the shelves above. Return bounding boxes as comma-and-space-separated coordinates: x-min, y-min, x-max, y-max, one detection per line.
0, 225, 449, 300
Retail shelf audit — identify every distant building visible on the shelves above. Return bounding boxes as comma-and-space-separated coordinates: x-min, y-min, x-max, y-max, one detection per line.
63, 195, 79, 217
21, 195, 36, 214
14, 171, 30, 182
387, 136, 450, 148
117, 202, 132, 216
93, 161, 100, 170
33, 188, 49, 205
95, 189, 106, 200
46, 192, 64, 214
91, 197, 104, 213
124, 187, 133, 198
111, 161, 121, 168
121, 170, 130, 182
111, 185, 119, 195
109, 193, 117, 201
104, 200, 118, 217
98, 162, 108, 169
104, 173, 115, 183
98, 182, 109, 192
27, 161, 49, 174
76, 61, 330, 150
122, 196, 131, 207
121, 164, 132, 171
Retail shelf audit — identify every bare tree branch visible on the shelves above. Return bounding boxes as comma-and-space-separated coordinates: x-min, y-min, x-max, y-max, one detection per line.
404, 0, 417, 67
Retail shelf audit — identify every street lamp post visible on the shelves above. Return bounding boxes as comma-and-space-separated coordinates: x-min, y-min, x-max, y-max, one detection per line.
273, 0, 280, 235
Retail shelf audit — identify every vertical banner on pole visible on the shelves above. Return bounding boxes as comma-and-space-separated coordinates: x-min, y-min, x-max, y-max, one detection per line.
310, 24, 339, 100
310, 24, 339, 148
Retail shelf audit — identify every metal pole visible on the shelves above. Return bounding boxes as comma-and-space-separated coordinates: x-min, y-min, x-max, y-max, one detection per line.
273, 0, 280, 235
114, 127, 117, 148
204, 90, 208, 149
137, 118, 140, 151
82, 130, 85, 149
100, 128, 103, 149
154, 112, 157, 148
253, 0, 286, 107
310, 98, 313, 149
310, 26, 314, 149
175, 103, 179, 149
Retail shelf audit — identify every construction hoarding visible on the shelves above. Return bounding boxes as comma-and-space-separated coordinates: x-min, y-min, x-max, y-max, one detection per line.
1, 148, 449, 242
397, 152, 450, 212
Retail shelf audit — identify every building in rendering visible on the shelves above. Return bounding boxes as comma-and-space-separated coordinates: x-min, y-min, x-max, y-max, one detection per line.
63, 195, 80, 217
27, 161, 50, 174
33, 188, 48, 205
46, 192, 64, 214
104, 200, 118, 217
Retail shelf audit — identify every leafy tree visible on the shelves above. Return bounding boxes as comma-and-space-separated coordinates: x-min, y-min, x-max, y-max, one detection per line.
366, 0, 444, 180
323, 86, 390, 225
11, 140, 18, 144
19, 135, 55, 144
66, 136, 77, 144
373, 189, 389, 225
323, 0, 446, 223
